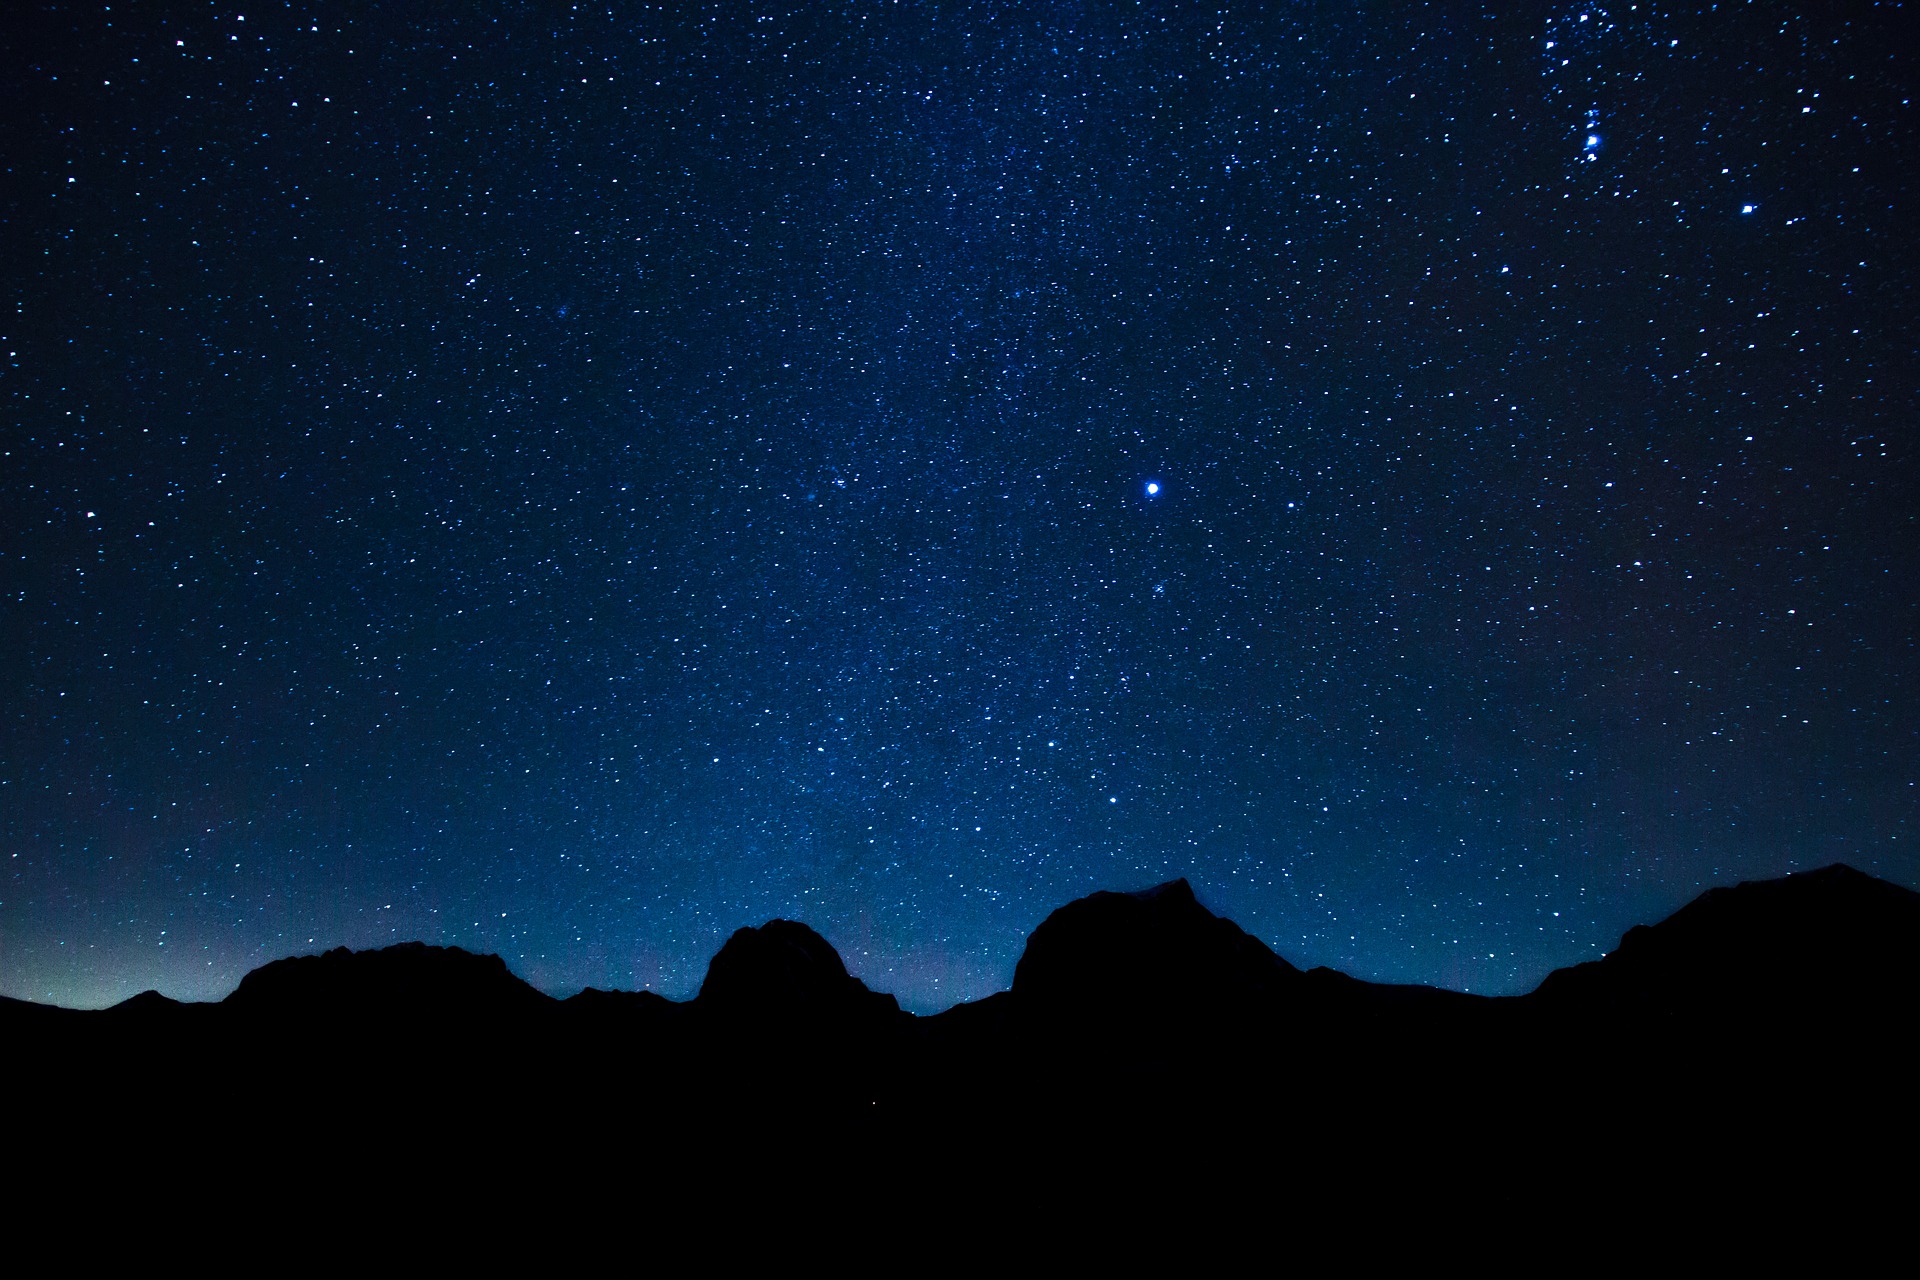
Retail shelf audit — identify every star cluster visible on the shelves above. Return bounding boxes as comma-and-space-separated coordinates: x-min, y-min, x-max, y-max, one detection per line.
3, 2, 1915, 1008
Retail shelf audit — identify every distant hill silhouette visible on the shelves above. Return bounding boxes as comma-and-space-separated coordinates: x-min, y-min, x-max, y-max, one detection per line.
1013, 877, 1301, 1008
5, 862, 1915, 1225
698, 918, 905, 1026
1527, 863, 1920, 1022
227, 941, 554, 1025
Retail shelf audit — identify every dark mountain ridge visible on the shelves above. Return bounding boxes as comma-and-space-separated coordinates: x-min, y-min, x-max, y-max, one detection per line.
1012, 877, 1301, 1007
6, 863, 1914, 1188
1526, 862, 1920, 1017
9, 861, 1914, 1040
227, 940, 554, 1022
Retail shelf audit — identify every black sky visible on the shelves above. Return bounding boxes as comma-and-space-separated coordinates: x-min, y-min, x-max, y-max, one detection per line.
3, 0, 1915, 1009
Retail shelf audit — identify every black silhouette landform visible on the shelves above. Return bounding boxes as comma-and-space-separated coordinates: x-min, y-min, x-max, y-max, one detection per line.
6, 863, 1915, 1217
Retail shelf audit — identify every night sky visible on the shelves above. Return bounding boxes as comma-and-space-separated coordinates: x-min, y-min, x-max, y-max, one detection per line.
4, 1, 1916, 1010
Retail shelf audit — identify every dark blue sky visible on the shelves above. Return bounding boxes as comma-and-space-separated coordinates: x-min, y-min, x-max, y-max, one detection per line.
5, 1, 1915, 1009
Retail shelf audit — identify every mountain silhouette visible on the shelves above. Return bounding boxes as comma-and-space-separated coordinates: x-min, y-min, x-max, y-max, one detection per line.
226, 941, 554, 1024
698, 918, 903, 1026
5, 862, 1914, 1219
1528, 862, 1920, 1021
1012, 877, 1302, 1010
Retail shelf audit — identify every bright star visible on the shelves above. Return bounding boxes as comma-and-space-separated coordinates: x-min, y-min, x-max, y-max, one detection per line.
1145, 481, 1160, 496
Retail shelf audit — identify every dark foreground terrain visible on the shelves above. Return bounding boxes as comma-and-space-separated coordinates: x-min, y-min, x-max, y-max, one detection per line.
6, 864, 1915, 1246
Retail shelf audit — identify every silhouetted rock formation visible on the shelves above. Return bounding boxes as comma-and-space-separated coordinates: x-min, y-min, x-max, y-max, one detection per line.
4, 863, 1914, 1196
226, 941, 553, 1024
564, 986, 680, 1017
106, 988, 189, 1017
1511, 864, 1920, 1122
927, 877, 1487, 1110
1012, 878, 1301, 1011
698, 918, 902, 1025
1528, 863, 1920, 1024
